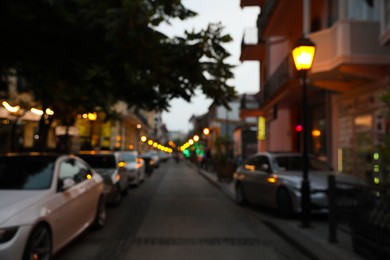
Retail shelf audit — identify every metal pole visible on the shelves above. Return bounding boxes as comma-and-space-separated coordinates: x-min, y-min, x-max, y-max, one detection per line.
301, 71, 311, 228
328, 175, 338, 243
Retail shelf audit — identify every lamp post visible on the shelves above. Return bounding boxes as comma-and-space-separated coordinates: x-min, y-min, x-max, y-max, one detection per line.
292, 37, 316, 228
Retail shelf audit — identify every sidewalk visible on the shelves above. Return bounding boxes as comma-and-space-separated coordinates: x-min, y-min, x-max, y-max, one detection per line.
195, 165, 366, 260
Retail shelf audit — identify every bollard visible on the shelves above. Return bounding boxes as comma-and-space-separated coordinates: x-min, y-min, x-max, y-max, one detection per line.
328, 175, 338, 243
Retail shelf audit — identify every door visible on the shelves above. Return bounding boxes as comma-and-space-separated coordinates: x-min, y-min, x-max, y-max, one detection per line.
250, 155, 275, 206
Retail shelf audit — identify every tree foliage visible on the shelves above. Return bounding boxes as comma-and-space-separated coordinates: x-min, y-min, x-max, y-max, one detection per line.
0, 0, 236, 124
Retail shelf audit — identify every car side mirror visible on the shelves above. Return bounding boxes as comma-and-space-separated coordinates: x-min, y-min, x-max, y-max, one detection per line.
61, 178, 76, 191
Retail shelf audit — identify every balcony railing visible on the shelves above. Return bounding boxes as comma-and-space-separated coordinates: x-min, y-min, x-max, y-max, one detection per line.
310, 20, 390, 74
263, 55, 291, 103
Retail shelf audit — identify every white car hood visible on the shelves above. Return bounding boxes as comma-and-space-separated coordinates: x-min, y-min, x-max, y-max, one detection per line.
126, 162, 138, 170
278, 170, 332, 190
0, 190, 51, 226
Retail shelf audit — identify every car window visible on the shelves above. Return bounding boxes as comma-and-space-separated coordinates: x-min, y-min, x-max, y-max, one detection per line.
0, 156, 55, 190
122, 153, 136, 163
254, 156, 270, 171
59, 159, 89, 184
275, 156, 331, 171
78, 154, 116, 169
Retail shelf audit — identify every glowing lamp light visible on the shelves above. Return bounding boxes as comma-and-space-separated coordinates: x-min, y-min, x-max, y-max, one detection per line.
312, 129, 321, 137
30, 108, 44, 115
203, 128, 210, 136
2, 101, 20, 113
45, 108, 54, 115
88, 112, 97, 121
193, 135, 200, 142
296, 125, 303, 132
141, 136, 147, 142
292, 38, 316, 71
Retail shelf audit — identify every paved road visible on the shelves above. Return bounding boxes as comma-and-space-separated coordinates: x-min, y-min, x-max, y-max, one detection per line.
54, 159, 310, 260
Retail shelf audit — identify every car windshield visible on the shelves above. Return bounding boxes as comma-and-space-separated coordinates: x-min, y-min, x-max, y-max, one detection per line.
122, 153, 136, 162
0, 156, 56, 190
275, 156, 331, 171
79, 155, 116, 169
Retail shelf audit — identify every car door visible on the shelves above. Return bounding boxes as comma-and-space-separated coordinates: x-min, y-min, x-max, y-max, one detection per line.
52, 158, 88, 247
239, 156, 262, 201
251, 155, 275, 205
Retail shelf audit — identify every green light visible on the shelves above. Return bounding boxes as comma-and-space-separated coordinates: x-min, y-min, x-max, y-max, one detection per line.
374, 177, 380, 184
373, 152, 379, 160
374, 165, 380, 172
183, 149, 190, 158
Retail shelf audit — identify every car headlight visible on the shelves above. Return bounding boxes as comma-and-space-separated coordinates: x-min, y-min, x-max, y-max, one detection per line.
0, 227, 18, 243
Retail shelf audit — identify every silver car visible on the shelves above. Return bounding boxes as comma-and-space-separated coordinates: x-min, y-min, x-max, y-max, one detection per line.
78, 151, 129, 206
233, 152, 365, 217
118, 151, 145, 186
0, 154, 106, 260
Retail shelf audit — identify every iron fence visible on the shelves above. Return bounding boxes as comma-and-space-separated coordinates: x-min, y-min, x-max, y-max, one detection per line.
328, 175, 390, 259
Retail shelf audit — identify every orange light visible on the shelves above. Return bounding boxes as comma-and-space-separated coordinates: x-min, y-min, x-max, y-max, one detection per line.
244, 164, 255, 172
115, 174, 121, 181
312, 129, 321, 137
266, 175, 278, 183
87, 112, 97, 121
203, 128, 210, 136
118, 161, 126, 168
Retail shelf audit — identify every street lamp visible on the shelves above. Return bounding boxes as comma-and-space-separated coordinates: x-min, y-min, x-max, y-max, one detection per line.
292, 37, 316, 228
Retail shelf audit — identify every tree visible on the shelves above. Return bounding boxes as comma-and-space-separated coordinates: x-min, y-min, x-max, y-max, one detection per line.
0, 0, 236, 150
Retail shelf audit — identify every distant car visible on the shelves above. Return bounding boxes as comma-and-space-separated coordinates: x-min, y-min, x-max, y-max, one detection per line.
118, 151, 145, 186
0, 153, 106, 260
233, 152, 365, 217
78, 151, 129, 205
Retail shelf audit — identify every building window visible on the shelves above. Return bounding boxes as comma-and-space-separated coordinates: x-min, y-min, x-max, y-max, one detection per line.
347, 0, 379, 21
385, 0, 390, 30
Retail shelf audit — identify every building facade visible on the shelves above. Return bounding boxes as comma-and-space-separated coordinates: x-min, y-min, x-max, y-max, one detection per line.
240, 0, 390, 181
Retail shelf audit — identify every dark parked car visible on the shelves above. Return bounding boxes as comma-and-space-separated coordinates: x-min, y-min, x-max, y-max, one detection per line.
233, 152, 365, 217
78, 151, 129, 206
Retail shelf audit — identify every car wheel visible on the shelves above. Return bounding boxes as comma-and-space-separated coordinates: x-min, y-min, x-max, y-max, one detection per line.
235, 183, 247, 205
93, 197, 106, 229
23, 223, 52, 260
277, 188, 294, 218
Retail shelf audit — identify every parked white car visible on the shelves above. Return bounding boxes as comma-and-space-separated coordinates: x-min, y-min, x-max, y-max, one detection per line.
0, 154, 106, 260
119, 151, 145, 186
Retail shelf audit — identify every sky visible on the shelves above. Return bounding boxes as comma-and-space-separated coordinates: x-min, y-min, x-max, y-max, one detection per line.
160, 0, 260, 133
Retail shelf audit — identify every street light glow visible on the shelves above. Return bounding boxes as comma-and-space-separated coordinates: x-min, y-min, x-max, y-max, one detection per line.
292, 38, 316, 71
2, 101, 20, 113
